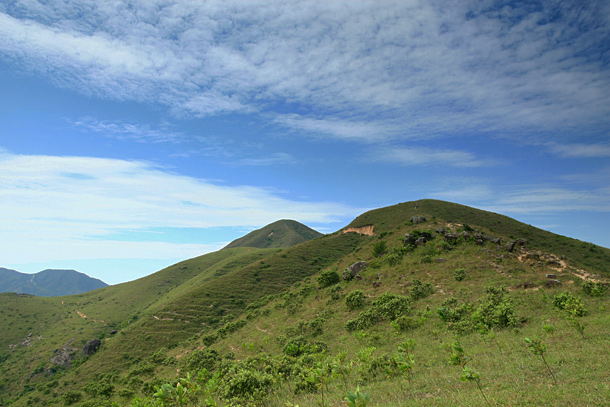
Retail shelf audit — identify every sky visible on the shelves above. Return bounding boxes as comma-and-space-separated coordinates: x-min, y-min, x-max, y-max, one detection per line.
1, 0, 609, 285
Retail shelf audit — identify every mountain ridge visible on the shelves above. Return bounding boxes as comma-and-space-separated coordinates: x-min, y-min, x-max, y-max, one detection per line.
0, 268, 108, 297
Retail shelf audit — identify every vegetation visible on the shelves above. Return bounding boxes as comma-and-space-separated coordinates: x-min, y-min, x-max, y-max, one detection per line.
1, 199, 609, 407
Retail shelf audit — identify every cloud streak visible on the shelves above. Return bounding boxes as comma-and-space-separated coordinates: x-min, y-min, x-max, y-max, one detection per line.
0, 150, 360, 264
0, 1, 608, 142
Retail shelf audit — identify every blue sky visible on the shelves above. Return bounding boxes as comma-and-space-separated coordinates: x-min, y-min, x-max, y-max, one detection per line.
1, 0, 609, 285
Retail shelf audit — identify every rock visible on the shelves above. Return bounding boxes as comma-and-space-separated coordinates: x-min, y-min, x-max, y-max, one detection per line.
415, 237, 427, 246
545, 274, 556, 279
444, 232, 459, 242
82, 339, 101, 358
411, 216, 427, 224
109, 330, 118, 335
505, 241, 516, 252
404, 233, 417, 247
545, 279, 561, 288
435, 228, 446, 234
372, 281, 382, 288
518, 281, 534, 289
343, 261, 367, 280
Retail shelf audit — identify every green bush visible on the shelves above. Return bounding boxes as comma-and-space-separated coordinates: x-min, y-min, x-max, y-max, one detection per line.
372, 241, 388, 258
345, 293, 411, 332
61, 390, 82, 405
183, 349, 219, 372
317, 269, 341, 288
409, 279, 435, 300
582, 281, 608, 297
346, 290, 366, 310
219, 367, 275, 403
552, 292, 588, 317
454, 268, 467, 281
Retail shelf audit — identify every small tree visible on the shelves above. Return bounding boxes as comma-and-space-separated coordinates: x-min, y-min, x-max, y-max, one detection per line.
317, 269, 341, 288
346, 290, 366, 310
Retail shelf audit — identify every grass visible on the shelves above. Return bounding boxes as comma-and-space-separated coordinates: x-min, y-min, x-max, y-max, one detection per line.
1, 200, 609, 406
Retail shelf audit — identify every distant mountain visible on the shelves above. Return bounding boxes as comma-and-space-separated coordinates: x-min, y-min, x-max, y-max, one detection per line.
223, 219, 323, 249
0, 268, 108, 296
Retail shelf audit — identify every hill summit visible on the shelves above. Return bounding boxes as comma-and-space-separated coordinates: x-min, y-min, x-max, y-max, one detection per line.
0, 268, 108, 297
223, 219, 322, 249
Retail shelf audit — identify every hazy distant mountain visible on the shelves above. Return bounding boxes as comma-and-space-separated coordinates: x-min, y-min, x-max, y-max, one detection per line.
0, 268, 107, 296
223, 219, 323, 249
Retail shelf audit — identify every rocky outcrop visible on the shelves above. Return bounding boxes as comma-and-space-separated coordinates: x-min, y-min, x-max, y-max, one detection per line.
410, 216, 427, 224
82, 339, 101, 358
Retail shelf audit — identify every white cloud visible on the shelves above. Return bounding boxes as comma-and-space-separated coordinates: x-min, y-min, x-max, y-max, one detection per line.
0, 151, 360, 264
369, 146, 494, 167
547, 142, 610, 158
71, 117, 183, 143
0, 1, 608, 142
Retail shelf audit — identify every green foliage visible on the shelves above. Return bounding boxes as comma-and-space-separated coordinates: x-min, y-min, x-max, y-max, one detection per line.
345, 386, 370, 407
472, 285, 520, 329
372, 241, 388, 258
182, 349, 219, 372
582, 281, 608, 297
454, 267, 467, 281
317, 269, 341, 288
61, 390, 83, 405
552, 292, 588, 317
345, 293, 411, 332
345, 290, 366, 310
524, 337, 557, 385
408, 279, 435, 300
283, 336, 328, 357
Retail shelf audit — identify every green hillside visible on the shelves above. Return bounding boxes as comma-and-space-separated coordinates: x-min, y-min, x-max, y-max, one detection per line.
1, 200, 609, 407
223, 219, 323, 249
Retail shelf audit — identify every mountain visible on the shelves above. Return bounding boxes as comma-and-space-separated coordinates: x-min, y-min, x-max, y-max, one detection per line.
1, 199, 609, 407
223, 219, 323, 249
0, 268, 108, 296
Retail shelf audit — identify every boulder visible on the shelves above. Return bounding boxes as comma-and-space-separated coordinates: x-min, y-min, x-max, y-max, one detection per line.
444, 232, 459, 242
411, 216, 426, 224
82, 339, 101, 358
343, 261, 367, 280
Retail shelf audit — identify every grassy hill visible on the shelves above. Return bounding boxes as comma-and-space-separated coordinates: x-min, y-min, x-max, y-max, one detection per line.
1, 200, 609, 407
223, 219, 323, 249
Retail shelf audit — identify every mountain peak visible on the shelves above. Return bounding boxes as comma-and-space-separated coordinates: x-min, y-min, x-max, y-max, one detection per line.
223, 219, 322, 249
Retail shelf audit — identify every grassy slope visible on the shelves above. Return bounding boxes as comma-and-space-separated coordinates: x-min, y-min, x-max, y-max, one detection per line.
2, 200, 609, 406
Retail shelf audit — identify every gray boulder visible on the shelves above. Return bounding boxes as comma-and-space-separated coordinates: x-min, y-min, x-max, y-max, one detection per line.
82, 339, 101, 358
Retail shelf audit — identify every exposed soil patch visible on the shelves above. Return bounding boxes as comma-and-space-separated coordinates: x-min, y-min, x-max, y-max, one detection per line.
342, 225, 375, 236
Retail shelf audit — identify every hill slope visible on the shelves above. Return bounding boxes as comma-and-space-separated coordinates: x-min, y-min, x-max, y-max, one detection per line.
1, 201, 609, 407
223, 219, 322, 249
0, 268, 108, 296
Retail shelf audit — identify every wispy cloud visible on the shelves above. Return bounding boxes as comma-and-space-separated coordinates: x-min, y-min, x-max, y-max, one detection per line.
547, 142, 610, 158
1, 1, 608, 143
369, 146, 494, 167
0, 151, 360, 264
232, 153, 295, 167
71, 117, 183, 143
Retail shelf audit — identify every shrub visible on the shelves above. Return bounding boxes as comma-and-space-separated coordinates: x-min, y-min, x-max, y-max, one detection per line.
183, 349, 219, 372
345, 293, 411, 332
219, 367, 275, 403
409, 279, 435, 300
317, 269, 341, 288
552, 292, 588, 317
582, 281, 608, 297
372, 241, 388, 258
61, 390, 82, 405
346, 290, 366, 310
472, 285, 520, 329
454, 268, 467, 281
